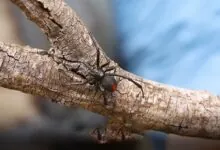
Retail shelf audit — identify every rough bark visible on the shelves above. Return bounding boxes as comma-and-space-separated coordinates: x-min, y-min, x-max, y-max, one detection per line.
0, 0, 36, 130
2, 0, 220, 140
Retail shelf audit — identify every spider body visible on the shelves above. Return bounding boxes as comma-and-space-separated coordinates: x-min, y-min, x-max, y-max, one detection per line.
80, 61, 118, 105
89, 67, 117, 93
100, 76, 117, 92
68, 32, 144, 105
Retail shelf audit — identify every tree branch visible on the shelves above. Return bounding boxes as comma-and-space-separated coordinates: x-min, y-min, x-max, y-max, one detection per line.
4, 0, 220, 140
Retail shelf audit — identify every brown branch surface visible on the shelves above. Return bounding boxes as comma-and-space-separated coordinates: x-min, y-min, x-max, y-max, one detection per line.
4, 0, 220, 140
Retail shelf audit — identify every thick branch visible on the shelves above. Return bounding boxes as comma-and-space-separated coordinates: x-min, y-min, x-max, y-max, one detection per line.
6, 0, 220, 140
11, 0, 104, 65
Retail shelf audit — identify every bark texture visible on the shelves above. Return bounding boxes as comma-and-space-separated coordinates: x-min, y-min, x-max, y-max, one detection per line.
0, 0, 36, 130
1, 0, 219, 140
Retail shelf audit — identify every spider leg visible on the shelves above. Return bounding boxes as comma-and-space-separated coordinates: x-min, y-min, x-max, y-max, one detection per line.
91, 128, 103, 141
96, 83, 108, 105
116, 127, 126, 141
91, 128, 107, 143
69, 80, 90, 85
106, 73, 145, 98
99, 87, 108, 105
96, 128, 102, 141
89, 31, 101, 68
66, 64, 95, 86
63, 59, 99, 82
96, 43, 101, 69
59, 63, 88, 84
103, 92, 108, 105
70, 69, 87, 80
91, 82, 102, 99
104, 66, 116, 73
89, 31, 113, 72
113, 67, 117, 74
100, 60, 110, 69
64, 59, 94, 72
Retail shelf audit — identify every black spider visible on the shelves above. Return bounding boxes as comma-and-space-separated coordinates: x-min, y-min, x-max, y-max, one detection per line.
64, 32, 144, 105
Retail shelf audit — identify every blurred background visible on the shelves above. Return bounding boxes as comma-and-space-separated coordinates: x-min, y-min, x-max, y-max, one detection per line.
1, 0, 220, 150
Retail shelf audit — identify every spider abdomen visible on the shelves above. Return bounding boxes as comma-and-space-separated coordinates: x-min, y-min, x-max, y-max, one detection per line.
101, 76, 117, 92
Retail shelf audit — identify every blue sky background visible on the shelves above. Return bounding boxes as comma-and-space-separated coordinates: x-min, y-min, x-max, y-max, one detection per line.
113, 0, 220, 95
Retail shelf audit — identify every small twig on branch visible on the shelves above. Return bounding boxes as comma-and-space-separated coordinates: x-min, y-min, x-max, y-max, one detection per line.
1, 0, 219, 140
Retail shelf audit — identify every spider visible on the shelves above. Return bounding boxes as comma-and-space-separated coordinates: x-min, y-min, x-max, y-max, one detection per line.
64, 32, 144, 105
